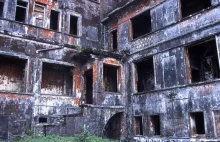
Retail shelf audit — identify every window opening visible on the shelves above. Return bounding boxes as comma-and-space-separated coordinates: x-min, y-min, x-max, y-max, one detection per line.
187, 39, 220, 83
39, 117, 47, 123
111, 30, 118, 50
180, 0, 211, 18
50, 10, 59, 31
135, 116, 143, 135
0, 1, 4, 17
69, 15, 78, 35
15, 0, 28, 22
84, 69, 93, 104
41, 63, 73, 96
103, 65, 118, 92
190, 112, 205, 135
0, 56, 26, 92
150, 115, 160, 135
131, 10, 151, 39
136, 57, 154, 92
34, 2, 45, 28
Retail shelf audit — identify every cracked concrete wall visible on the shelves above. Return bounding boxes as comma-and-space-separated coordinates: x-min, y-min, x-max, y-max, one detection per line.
1, 0, 220, 141
102, 0, 220, 141
0, 0, 102, 140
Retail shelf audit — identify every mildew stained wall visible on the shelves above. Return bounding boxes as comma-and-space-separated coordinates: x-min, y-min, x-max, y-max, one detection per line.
1, 0, 220, 141
102, 0, 220, 141
0, 0, 102, 140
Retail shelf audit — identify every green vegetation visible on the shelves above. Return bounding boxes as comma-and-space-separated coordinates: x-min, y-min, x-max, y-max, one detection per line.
11, 129, 118, 142
12, 135, 117, 142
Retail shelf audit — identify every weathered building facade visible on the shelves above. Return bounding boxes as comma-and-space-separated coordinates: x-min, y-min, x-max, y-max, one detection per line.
1, 0, 220, 141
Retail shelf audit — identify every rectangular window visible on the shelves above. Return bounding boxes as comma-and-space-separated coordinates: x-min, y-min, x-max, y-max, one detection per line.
69, 15, 78, 35
103, 65, 118, 92
50, 10, 59, 31
41, 63, 73, 96
180, 0, 211, 18
84, 69, 93, 104
190, 112, 205, 135
131, 10, 151, 39
15, 0, 28, 22
34, 2, 45, 28
39, 117, 47, 123
150, 115, 160, 135
187, 39, 220, 83
0, 56, 26, 92
136, 57, 154, 92
110, 30, 118, 50
135, 116, 143, 135
0, 1, 4, 17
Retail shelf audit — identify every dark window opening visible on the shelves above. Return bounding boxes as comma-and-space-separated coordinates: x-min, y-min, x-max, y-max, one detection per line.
187, 39, 220, 83
69, 15, 78, 35
180, 0, 211, 18
15, 1, 28, 22
41, 63, 73, 96
0, 56, 26, 92
190, 112, 205, 135
84, 69, 93, 104
0, 1, 4, 17
131, 10, 151, 39
111, 30, 118, 50
50, 10, 59, 31
39, 117, 47, 123
136, 57, 154, 92
103, 65, 118, 92
150, 115, 160, 135
135, 116, 143, 135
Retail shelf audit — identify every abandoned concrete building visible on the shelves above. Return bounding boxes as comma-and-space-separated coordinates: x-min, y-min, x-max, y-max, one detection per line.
1, 0, 220, 141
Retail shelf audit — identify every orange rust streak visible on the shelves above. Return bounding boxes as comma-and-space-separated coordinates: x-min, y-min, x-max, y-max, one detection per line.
93, 60, 98, 84
66, 36, 76, 45
74, 68, 81, 92
42, 29, 54, 38
74, 98, 81, 105
103, 58, 120, 66
35, 0, 49, 4
0, 94, 31, 99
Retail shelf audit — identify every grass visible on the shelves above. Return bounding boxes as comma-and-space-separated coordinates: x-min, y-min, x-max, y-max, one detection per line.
10, 130, 119, 142
12, 135, 118, 142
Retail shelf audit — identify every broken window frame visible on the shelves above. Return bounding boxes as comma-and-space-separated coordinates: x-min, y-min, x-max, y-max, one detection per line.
149, 115, 161, 136
103, 64, 119, 93
50, 9, 60, 31
0, 55, 28, 93
0, 0, 5, 18
15, 0, 28, 23
189, 112, 206, 136
179, 0, 212, 19
41, 62, 74, 96
33, 2, 46, 28
110, 29, 118, 50
130, 10, 152, 40
134, 56, 155, 93
134, 116, 143, 136
185, 38, 220, 84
